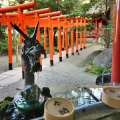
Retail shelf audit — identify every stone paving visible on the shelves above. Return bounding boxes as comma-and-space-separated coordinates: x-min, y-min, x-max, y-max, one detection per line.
0, 43, 104, 101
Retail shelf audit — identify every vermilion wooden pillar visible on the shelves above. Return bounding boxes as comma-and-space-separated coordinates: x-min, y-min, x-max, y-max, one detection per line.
65, 19, 69, 58
68, 32, 70, 48
48, 16, 54, 66
76, 19, 79, 52
71, 19, 74, 55
58, 18, 62, 62
44, 26, 47, 58
80, 19, 83, 50
7, 22, 12, 70
2, 13, 13, 70
83, 19, 86, 49
62, 28, 65, 50
111, 0, 120, 84
52, 26, 54, 54
18, 8, 24, 46
35, 13, 40, 41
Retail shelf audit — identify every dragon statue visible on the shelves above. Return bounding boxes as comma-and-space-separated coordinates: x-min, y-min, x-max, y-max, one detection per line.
10, 22, 51, 111
11, 22, 45, 86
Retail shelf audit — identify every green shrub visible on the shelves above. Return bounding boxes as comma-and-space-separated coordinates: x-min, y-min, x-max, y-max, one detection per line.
0, 40, 8, 53
0, 35, 20, 53
85, 65, 110, 75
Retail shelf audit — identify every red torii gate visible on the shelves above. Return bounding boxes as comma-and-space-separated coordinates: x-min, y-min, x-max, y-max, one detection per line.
0, 2, 63, 74
0, 1, 103, 81
0, 1, 99, 70
24, 14, 64, 66
24, 11, 62, 68
8, 12, 88, 66
35, 15, 88, 65
41, 16, 101, 65
0, 0, 98, 69
0, 2, 59, 78
0, 1, 37, 71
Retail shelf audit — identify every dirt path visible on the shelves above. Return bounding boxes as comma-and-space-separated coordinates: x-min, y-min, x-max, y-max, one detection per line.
0, 54, 21, 74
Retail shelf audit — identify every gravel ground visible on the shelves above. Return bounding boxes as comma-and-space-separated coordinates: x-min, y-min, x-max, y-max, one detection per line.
0, 43, 104, 101
0, 54, 21, 74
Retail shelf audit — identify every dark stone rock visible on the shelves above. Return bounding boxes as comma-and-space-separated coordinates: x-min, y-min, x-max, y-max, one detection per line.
41, 87, 52, 98
82, 108, 86, 113
20, 84, 41, 104
92, 48, 112, 68
84, 50, 102, 65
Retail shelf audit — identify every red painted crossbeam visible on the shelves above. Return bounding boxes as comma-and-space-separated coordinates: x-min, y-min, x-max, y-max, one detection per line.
0, 2, 36, 13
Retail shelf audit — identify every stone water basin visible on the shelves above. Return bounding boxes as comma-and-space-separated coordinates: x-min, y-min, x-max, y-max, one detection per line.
32, 87, 120, 120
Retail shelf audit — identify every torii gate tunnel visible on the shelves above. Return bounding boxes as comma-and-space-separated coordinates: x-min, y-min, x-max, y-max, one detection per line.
1, 1, 118, 84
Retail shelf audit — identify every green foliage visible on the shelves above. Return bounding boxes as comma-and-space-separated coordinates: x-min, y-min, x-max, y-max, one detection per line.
68, 0, 116, 48
8, 0, 33, 5
60, 0, 80, 14
0, 25, 7, 39
26, 26, 34, 37
12, 33, 20, 48
103, 23, 114, 30
0, 101, 12, 112
16, 0, 26, 4
98, 23, 114, 48
68, 0, 115, 18
0, 40, 8, 53
67, 0, 96, 17
85, 65, 110, 75
40, 37, 44, 46
35, 0, 80, 14
0, 36, 19, 53
67, 20, 94, 35
0, 97, 13, 119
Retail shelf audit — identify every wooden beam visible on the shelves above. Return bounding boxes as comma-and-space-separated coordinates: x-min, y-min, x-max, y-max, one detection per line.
0, 2, 36, 13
